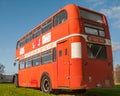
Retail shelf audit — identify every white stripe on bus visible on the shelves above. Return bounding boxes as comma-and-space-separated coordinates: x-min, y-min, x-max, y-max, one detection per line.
16, 33, 111, 59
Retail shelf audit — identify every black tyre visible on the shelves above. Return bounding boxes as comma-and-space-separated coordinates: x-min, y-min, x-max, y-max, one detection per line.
41, 75, 52, 93
14, 75, 19, 87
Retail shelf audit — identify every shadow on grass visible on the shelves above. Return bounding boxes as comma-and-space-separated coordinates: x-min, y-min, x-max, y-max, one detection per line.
52, 89, 86, 96
53, 85, 120, 96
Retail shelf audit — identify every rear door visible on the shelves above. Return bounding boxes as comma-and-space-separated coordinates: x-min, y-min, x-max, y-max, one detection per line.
57, 40, 70, 87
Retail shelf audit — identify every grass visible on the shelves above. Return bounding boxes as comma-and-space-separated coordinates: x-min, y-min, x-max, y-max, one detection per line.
85, 85, 120, 96
0, 83, 120, 96
0, 83, 54, 96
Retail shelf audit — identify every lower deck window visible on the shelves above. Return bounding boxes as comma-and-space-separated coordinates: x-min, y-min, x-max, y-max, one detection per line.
26, 58, 32, 68
87, 43, 107, 59
42, 50, 52, 64
33, 54, 41, 66
18, 48, 56, 70
19, 61, 25, 69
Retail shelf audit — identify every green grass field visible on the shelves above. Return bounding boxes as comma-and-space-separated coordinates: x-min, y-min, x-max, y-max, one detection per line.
0, 83, 54, 96
85, 84, 120, 96
0, 83, 120, 96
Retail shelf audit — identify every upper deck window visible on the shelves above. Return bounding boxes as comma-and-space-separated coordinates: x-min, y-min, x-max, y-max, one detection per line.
42, 19, 52, 34
26, 33, 32, 43
16, 41, 20, 49
54, 10, 67, 26
33, 28, 41, 38
20, 38, 26, 47
80, 9, 103, 23
16, 11, 67, 49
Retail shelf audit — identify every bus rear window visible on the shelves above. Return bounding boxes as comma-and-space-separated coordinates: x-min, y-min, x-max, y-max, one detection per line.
80, 9, 103, 23
87, 43, 107, 59
85, 24, 105, 37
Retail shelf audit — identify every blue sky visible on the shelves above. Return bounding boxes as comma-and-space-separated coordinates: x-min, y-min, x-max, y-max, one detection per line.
0, 0, 120, 74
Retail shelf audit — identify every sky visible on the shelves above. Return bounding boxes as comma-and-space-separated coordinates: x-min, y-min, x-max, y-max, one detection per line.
0, 0, 120, 74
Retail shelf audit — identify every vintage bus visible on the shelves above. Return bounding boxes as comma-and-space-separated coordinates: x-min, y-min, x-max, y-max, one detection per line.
14, 4, 114, 93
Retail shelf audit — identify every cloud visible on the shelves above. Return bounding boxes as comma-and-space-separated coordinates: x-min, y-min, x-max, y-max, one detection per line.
86, 0, 106, 8
100, 6, 120, 28
93, 1, 105, 7
101, 6, 120, 18
112, 42, 120, 51
112, 21, 120, 28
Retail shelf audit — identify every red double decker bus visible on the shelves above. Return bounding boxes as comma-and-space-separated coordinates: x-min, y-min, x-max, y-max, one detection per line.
14, 4, 114, 93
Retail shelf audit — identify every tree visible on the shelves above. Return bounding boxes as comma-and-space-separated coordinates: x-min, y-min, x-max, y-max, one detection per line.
0, 63, 5, 75
114, 64, 120, 83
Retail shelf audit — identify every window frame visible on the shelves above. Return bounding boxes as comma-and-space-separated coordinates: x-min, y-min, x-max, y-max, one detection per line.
19, 60, 25, 70
20, 38, 26, 47
26, 33, 33, 43
87, 43, 107, 60
85, 27, 98, 36
42, 19, 53, 34
32, 54, 41, 66
16, 10, 68, 49
18, 48, 57, 71
84, 24, 105, 37
41, 49, 52, 64
80, 9, 103, 23
53, 10, 67, 27
33, 27, 41, 38
16, 41, 20, 49
25, 57, 32, 68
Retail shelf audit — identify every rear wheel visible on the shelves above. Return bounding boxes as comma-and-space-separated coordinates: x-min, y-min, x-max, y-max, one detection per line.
40, 75, 52, 93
